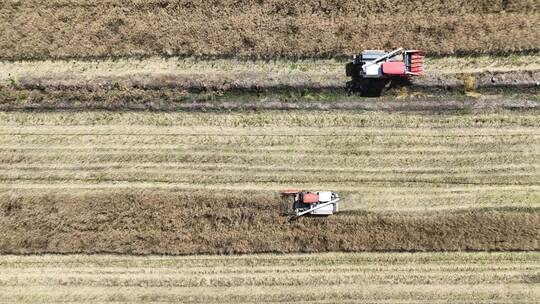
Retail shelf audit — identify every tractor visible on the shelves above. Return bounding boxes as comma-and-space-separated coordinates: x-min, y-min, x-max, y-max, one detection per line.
280, 190, 340, 220
346, 47, 424, 96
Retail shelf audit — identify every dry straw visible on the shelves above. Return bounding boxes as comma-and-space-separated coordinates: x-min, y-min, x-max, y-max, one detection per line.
0, 190, 537, 254
0, 1, 538, 59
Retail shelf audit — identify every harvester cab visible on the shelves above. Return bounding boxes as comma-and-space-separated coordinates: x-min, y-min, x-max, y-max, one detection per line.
280, 190, 340, 220
346, 47, 424, 96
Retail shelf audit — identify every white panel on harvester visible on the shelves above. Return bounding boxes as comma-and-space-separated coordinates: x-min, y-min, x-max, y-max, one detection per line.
317, 191, 332, 202
364, 64, 382, 77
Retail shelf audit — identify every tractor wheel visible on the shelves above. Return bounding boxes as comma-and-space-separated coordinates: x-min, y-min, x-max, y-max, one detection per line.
363, 79, 390, 97
345, 63, 357, 77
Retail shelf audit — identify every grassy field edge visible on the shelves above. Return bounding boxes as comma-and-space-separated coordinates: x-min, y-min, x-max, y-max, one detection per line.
1, 54, 538, 111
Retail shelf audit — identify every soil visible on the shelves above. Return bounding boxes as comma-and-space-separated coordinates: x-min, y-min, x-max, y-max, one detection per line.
0, 69, 538, 112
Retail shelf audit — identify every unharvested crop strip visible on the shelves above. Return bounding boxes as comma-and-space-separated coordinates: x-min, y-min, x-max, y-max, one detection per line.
0, 190, 538, 254
0, 2, 538, 59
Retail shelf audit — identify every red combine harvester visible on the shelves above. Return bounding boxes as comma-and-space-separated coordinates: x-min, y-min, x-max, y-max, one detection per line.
280, 189, 340, 220
346, 47, 424, 96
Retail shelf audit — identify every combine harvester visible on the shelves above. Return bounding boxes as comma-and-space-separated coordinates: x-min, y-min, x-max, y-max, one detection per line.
280, 190, 340, 220
346, 47, 424, 96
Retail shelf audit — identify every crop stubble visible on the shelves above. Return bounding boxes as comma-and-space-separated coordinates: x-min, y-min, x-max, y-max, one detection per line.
1, 110, 539, 211
0, 252, 537, 303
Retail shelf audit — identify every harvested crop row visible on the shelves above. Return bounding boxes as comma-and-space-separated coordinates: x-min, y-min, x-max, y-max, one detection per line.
2, 105, 540, 128
4, 0, 536, 14
1, 110, 539, 212
0, 1, 538, 59
0, 190, 538, 254
0, 252, 538, 303
1, 56, 538, 110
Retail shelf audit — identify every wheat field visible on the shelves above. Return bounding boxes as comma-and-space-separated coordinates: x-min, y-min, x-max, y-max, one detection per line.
1, 189, 537, 254
1, 0, 538, 59
1, 110, 538, 254
1, 1, 538, 300
0, 252, 538, 303
1, 110, 539, 212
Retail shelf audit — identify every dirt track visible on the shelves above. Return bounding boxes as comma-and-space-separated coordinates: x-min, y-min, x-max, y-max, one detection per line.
0, 61, 537, 111
1, 191, 538, 254
6, 68, 538, 92
1, 53, 537, 111
1, 89, 538, 111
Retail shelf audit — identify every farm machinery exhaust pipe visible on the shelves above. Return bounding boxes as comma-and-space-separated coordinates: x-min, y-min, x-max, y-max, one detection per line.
280, 190, 340, 220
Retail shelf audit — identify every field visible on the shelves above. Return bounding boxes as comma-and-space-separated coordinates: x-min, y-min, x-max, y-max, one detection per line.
1, 57, 539, 111
1, 54, 539, 94
1, 1, 539, 59
1, 32, 538, 111
1, 0, 539, 302
1, 110, 538, 254
0, 252, 538, 303
2, 190, 538, 254
2, 110, 539, 211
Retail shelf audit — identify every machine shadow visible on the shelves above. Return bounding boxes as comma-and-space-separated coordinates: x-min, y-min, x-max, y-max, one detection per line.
346, 76, 413, 97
